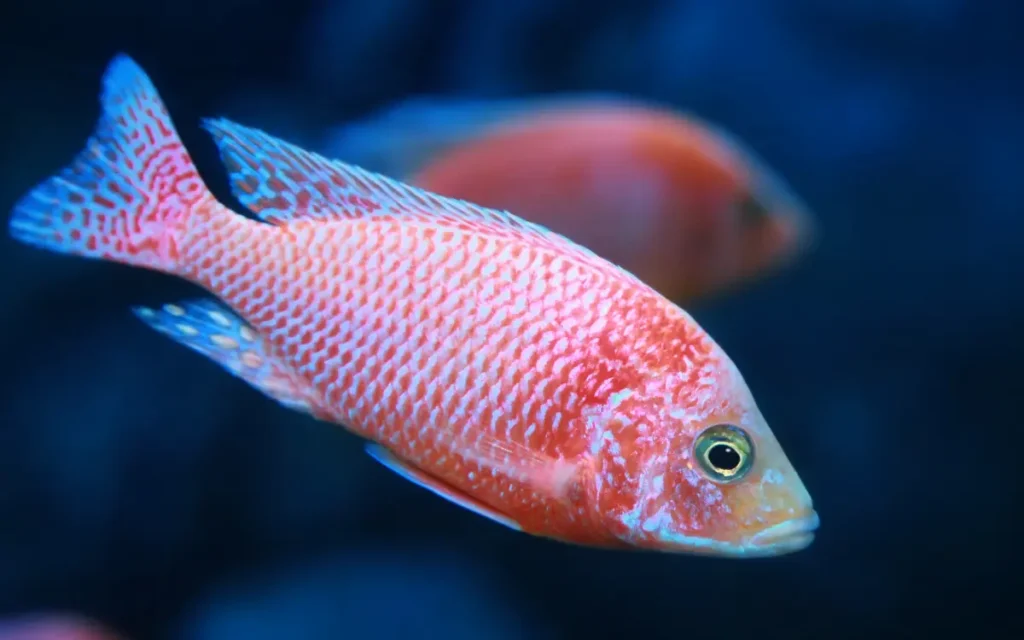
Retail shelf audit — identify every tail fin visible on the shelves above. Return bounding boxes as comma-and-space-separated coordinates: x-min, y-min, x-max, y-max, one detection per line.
7, 54, 209, 273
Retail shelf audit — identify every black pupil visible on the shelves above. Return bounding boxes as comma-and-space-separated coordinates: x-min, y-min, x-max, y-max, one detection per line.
708, 443, 741, 471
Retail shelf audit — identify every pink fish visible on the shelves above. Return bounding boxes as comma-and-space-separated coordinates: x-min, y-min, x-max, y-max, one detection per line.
8, 55, 817, 556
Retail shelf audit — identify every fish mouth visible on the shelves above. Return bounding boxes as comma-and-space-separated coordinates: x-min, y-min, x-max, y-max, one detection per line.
747, 511, 820, 555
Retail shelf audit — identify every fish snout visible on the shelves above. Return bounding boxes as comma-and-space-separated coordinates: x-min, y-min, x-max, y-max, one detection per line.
746, 510, 820, 555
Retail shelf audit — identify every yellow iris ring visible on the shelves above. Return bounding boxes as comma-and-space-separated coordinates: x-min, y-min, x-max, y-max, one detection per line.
694, 424, 754, 483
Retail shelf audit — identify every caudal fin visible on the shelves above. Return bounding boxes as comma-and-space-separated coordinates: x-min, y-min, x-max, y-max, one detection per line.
7, 54, 210, 273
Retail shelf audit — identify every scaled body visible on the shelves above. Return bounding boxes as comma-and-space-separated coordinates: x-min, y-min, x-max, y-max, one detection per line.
8, 56, 817, 556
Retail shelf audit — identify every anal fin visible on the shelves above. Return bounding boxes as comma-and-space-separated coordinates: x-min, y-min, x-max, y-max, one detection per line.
366, 444, 522, 532
132, 299, 314, 413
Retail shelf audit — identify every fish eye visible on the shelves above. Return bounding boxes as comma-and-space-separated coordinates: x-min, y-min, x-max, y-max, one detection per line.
694, 424, 754, 483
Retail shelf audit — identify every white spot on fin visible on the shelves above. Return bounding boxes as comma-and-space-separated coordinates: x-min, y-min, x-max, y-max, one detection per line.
132, 298, 314, 414
366, 444, 522, 533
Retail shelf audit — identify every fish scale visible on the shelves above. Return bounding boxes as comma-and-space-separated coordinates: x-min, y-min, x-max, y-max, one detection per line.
181, 213, 642, 539
7, 54, 818, 556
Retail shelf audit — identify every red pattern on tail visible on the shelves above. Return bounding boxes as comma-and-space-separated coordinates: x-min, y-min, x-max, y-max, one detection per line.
7, 54, 208, 273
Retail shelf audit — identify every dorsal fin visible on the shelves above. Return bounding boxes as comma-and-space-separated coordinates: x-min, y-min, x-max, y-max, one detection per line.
320, 92, 644, 179
201, 118, 642, 281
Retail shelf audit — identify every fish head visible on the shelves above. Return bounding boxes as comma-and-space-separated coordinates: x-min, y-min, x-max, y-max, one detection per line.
603, 343, 817, 558
707, 120, 817, 289
731, 166, 816, 286
655, 114, 816, 299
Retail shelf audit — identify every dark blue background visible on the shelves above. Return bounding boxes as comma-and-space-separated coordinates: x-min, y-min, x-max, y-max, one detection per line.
1, 1, 1021, 638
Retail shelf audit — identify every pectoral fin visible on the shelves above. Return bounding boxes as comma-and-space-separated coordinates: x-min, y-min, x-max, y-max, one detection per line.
132, 299, 314, 413
365, 444, 522, 532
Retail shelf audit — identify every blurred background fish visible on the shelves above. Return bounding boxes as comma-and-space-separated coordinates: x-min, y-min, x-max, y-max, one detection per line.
0, 615, 120, 640
324, 96, 815, 302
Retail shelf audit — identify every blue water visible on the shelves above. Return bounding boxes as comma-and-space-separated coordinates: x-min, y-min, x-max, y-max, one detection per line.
1, 1, 1021, 638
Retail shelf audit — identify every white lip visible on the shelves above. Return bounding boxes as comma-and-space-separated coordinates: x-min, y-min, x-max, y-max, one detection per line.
748, 511, 820, 553
641, 511, 820, 558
